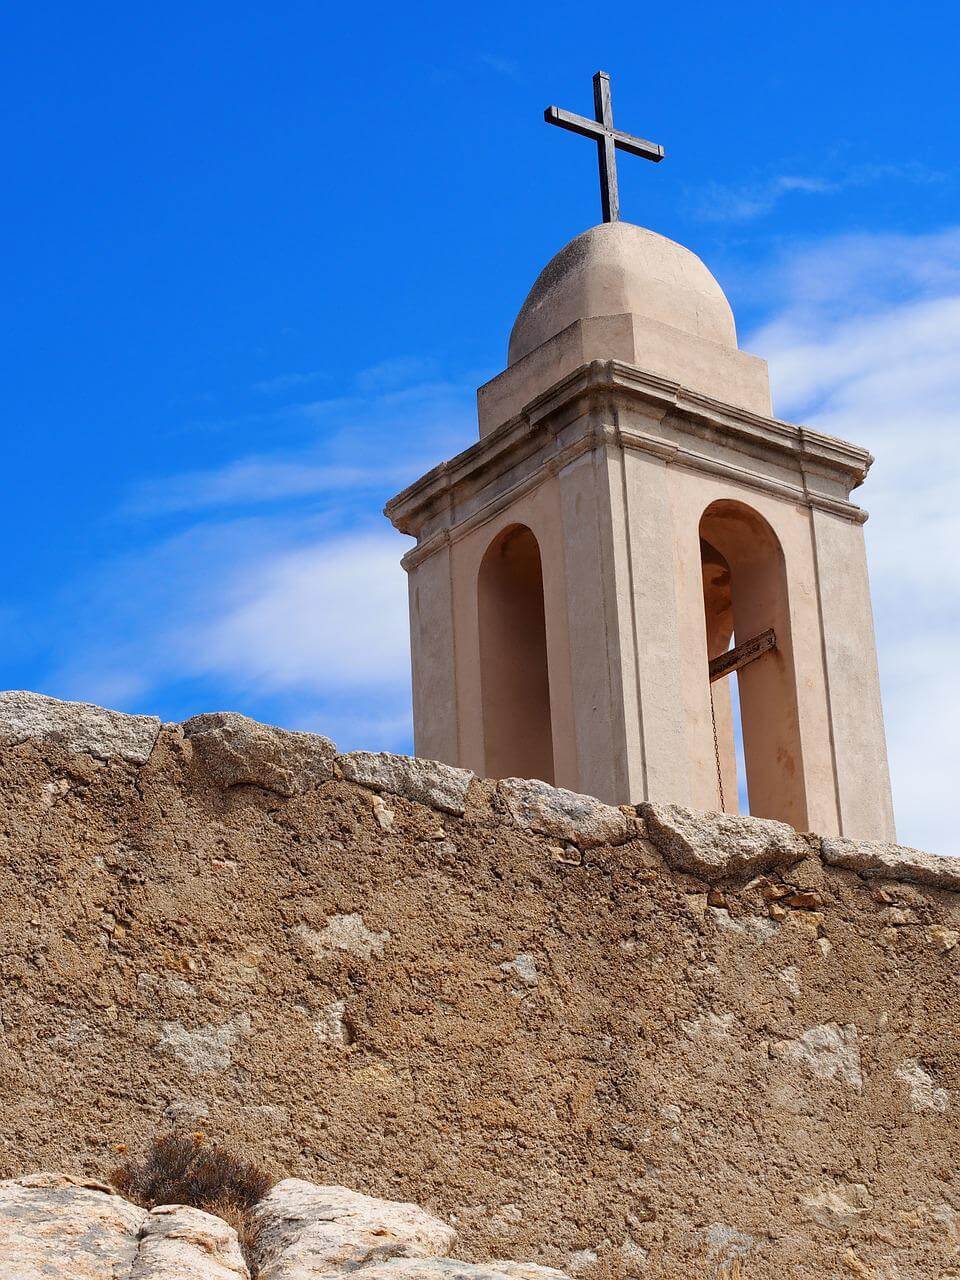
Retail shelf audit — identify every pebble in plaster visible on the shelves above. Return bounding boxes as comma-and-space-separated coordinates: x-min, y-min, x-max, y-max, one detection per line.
297, 914, 390, 961
157, 1015, 251, 1076
773, 1022, 863, 1091
896, 1059, 949, 1113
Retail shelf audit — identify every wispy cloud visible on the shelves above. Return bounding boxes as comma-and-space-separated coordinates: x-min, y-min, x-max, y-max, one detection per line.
748, 225, 960, 853
40, 356, 475, 750
478, 54, 523, 84
124, 458, 414, 516
691, 161, 944, 223
124, 359, 474, 517
49, 521, 415, 752
253, 370, 328, 394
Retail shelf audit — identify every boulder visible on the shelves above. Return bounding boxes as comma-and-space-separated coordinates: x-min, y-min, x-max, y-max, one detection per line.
183, 712, 336, 796
821, 837, 960, 890
497, 778, 631, 848
642, 803, 811, 881
351, 1262, 571, 1280
131, 1204, 249, 1279
0, 1173, 145, 1279
338, 752, 474, 816
251, 1180, 457, 1279
0, 691, 161, 765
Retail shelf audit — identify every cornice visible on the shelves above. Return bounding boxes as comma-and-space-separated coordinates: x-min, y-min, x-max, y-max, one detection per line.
385, 360, 872, 557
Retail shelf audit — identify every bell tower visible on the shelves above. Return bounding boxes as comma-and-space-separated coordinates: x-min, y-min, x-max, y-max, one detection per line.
385, 77, 894, 842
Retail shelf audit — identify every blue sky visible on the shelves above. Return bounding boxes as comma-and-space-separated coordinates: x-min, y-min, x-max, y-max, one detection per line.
2, 2, 958, 850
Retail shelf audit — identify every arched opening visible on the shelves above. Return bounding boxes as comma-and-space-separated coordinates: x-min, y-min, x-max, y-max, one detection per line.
478, 524, 555, 783
699, 500, 807, 828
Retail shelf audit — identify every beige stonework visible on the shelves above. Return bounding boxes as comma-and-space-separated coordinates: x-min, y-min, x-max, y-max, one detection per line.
386, 221, 895, 840
0, 700, 954, 1278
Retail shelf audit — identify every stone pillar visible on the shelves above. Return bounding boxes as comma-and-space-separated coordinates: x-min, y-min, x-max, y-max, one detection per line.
811, 509, 896, 841
406, 544, 459, 766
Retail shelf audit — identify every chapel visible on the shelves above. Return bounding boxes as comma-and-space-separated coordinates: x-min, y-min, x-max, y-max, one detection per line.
385, 74, 894, 842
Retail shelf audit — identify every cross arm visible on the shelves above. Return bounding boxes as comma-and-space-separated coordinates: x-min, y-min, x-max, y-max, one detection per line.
543, 106, 665, 163
708, 629, 776, 683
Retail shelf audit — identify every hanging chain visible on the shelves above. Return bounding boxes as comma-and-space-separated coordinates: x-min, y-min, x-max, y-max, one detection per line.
709, 685, 725, 812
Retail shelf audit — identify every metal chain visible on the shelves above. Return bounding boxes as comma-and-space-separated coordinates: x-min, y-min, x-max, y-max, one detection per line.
709, 686, 725, 812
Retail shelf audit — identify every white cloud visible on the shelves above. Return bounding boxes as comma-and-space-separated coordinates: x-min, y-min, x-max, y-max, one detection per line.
748, 226, 960, 853
253, 370, 327, 394
125, 458, 413, 515
478, 54, 523, 83
189, 533, 411, 694
51, 520, 415, 752
124, 361, 475, 517
692, 162, 943, 223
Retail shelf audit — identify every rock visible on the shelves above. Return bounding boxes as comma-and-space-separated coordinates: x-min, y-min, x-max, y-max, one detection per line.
709, 907, 778, 942
773, 1022, 863, 1091
498, 778, 630, 848
297, 915, 390, 961
499, 954, 538, 986
251, 1180, 457, 1279
821, 838, 960, 891
183, 712, 336, 796
642, 803, 810, 881
928, 925, 960, 953
0, 690, 161, 765
158, 1014, 251, 1075
801, 1180, 872, 1229
699, 1223, 759, 1270
895, 1059, 949, 1112
338, 752, 474, 816
314, 1000, 352, 1046
0, 1173, 146, 1279
163, 1098, 211, 1128
0, 1170, 573, 1280
132, 1204, 250, 1279
353, 1263, 572, 1280
680, 1010, 736, 1040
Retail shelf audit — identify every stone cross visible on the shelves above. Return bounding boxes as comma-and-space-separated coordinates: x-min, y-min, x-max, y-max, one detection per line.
544, 71, 664, 223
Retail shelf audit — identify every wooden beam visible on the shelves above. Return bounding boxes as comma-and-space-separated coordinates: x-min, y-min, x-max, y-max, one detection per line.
709, 628, 776, 683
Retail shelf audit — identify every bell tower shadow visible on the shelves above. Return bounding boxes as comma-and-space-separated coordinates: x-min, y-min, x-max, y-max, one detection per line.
700, 499, 807, 829
478, 524, 555, 784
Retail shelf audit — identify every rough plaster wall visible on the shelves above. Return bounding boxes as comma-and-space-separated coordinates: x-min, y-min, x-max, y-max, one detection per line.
0, 709, 958, 1278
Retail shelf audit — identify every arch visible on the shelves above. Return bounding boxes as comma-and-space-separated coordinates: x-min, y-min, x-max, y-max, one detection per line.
699, 500, 807, 828
478, 524, 555, 783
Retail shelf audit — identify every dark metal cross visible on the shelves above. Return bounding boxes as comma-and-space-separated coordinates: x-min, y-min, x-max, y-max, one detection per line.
544, 71, 664, 223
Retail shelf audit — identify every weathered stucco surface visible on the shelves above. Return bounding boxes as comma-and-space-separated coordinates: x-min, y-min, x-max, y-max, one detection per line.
0, 695, 958, 1278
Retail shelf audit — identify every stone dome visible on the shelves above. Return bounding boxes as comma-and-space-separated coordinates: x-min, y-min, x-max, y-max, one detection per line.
508, 221, 738, 366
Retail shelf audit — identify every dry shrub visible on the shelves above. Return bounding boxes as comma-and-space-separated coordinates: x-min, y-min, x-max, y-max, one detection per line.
111, 1133, 273, 1271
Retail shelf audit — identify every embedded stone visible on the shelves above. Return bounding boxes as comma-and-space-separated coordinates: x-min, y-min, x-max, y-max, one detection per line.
183, 712, 336, 796
821, 838, 960, 891
352, 1262, 572, 1280
0, 690, 161, 765
157, 1014, 251, 1075
338, 751, 474, 815
498, 777, 631, 848
800, 1180, 872, 1230
251, 1180, 457, 1279
132, 1204, 250, 1279
642, 803, 811, 881
773, 1022, 863, 1091
895, 1059, 949, 1113
297, 915, 389, 961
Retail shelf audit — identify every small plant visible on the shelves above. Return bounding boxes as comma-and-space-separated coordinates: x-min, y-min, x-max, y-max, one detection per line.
111, 1132, 273, 1271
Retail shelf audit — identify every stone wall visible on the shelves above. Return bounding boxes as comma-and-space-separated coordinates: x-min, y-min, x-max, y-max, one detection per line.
0, 692, 958, 1278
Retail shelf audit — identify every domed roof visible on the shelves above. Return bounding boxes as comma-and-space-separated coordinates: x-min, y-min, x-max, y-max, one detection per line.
508, 221, 738, 366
